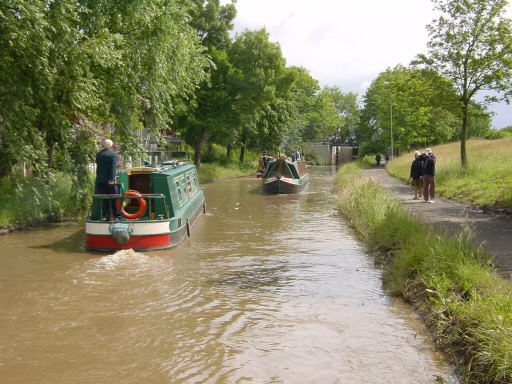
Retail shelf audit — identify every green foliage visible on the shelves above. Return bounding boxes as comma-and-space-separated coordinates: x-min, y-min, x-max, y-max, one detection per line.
359, 65, 460, 152
0, 0, 209, 217
303, 150, 326, 165
229, 28, 287, 161
483, 129, 509, 139
357, 141, 387, 157
335, 166, 512, 383
274, 66, 319, 150
417, 0, 512, 166
322, 86, 360, 140
174, 0, 237, 167
0, 172, 94, 227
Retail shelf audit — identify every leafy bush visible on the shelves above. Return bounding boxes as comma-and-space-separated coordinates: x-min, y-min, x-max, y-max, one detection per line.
358, 141, 387, 157
483, 129, 509, 139
304, 150, 326, 165
0, 172, 94, 227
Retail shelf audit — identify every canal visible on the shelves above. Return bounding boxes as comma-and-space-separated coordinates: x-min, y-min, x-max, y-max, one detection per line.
0, 167, 457, 383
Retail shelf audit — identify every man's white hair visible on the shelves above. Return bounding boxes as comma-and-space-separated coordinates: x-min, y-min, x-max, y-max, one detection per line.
103, 139, 113, 149
414, 150, 421, 156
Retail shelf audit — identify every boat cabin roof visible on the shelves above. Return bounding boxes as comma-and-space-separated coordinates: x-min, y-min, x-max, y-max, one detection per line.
124, 161, 196, 178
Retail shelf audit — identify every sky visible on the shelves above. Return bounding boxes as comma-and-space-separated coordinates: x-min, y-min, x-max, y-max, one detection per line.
223, 0, 512, 129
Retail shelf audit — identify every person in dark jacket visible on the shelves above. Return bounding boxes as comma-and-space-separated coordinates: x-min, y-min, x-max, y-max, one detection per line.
422, 148, 436, 203
409, 151, 423, 200
375, 153, 381, 167
96, 139, 119, 219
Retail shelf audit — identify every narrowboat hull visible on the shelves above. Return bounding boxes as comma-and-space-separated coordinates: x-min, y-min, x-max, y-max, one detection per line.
261, 158, 308, 194
262, 176, 309, 194
85, 201, 205, 252
85, 161, 205, 252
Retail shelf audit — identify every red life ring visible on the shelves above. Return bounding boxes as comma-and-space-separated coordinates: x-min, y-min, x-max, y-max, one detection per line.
116, 190, 147, 220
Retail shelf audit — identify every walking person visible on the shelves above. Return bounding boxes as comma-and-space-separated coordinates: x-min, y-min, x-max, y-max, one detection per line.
96, 139, 120, 220
409, 151, 423, 200
422, 148, 436, 203
375, 153, 381, 167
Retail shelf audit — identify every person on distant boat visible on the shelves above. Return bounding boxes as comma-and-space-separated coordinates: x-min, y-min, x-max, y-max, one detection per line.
409, 151, 423, 200
375, 153, 381, 167
294, 149, 301, 161
96, 139, 120, 220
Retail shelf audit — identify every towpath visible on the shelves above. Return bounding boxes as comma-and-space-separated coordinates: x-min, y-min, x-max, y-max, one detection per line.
362, 167, 512, 275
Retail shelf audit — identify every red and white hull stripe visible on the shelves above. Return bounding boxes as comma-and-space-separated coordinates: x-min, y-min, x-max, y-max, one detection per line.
85, 221, 171, 251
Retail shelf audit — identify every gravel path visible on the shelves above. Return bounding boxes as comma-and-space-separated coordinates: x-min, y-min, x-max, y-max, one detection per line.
363, 167, 512, 275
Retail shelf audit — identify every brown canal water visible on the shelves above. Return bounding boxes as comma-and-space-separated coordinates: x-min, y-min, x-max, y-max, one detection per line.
0, 167, 457, 384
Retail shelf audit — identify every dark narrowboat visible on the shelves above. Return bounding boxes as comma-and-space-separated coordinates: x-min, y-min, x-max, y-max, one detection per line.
262, 157, 309, 194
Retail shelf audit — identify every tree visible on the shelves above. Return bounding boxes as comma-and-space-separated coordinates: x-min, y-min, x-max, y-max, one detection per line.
173, 0, 237, 167
416, 0, 512, 167
0, 0, 209, 180
228, 28, 287, 162
322, 86, 360, 141
277, 66, 320, 151
302, 89, 341, 141
80, 0, 209, 162
359, 66, 460, 151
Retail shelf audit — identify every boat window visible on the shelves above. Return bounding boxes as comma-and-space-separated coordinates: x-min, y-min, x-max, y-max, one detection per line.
186, 175, 193, 194
278, 160, 292, 177
180, 176, 188, 198
175, 180, 183, 203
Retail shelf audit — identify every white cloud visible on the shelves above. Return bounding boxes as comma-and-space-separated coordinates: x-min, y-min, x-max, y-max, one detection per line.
223, 0, 512, 128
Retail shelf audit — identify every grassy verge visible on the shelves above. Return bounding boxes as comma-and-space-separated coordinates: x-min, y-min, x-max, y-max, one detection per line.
386, 138, 512, 209
0, 172, 94, 229
335, 163, 512, 383
198, 160, 257, 182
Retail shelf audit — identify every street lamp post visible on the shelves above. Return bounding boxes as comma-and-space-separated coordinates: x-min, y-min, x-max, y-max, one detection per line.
384, 80, 394, 160
390, 94, 393, 159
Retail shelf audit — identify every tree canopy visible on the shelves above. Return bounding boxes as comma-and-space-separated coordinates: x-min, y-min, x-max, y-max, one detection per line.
416, 0, 512, 166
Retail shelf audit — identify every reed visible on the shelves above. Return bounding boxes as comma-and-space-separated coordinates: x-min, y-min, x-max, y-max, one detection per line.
386, 138, 512, 208
0, 173, 93, 227
335, 163, 512, 383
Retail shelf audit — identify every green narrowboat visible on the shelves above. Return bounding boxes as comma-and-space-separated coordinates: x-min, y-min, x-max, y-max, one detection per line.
262, 158, 309, 194
85, 161, 205, 251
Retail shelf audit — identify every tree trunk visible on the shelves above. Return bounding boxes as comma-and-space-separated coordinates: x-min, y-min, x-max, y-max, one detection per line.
194, 127, 207, 168
226, 143, 232, 158
239, 135, 246, 163
461, 101, 469, 168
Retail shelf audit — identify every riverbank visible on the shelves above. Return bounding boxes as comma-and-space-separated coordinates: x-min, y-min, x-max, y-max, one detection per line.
0, 161, 257, 233
197, 161, 256, 182
386, 138, 512, 211
364, 167, 512, 273
0, 173, 91, 232
335, 162, 512, 383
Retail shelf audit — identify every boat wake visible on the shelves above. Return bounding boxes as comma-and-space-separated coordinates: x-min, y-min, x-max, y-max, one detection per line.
95, 248, 151, 270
